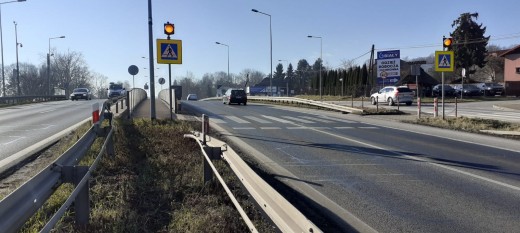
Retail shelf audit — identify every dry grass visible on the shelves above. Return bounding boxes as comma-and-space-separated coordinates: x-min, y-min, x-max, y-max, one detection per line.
21, 118, 274, 232
405, 116, 520, 139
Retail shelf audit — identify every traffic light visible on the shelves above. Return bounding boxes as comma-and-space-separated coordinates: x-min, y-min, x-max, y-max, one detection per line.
164, 22, 174, 37
443, 37, 453, 50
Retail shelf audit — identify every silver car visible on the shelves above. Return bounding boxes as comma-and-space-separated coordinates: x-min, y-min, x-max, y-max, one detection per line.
371, 86, 414, 106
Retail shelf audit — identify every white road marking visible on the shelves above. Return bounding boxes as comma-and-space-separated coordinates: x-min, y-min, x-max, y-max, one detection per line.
305, 125, 520, 192
232, 127, 255, 130
39, 109, 55, 114
286, 127, 308, 129
225, 116, 250, 123
2, 136, 25, 145
299, 116, 334, 123
210, 118, 227, 124
260, 127, 281, 130
244, 116, 272, 124
358, 126, 378, 129
261, 115, 292, 124
282, 116, 315, 123
334, 127, 354, 129
319, 115, 357, 123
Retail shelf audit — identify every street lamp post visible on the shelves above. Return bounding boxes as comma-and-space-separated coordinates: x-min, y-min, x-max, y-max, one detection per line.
48, 36, 65, 96
215, 42, 230, 84
0, 0, 26, 97
307, 35, 322, 100
252, 9, 272, 96
14, 21, 21, 96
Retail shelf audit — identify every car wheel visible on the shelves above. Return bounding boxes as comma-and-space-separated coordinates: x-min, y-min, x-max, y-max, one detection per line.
388, 97, 394, 106
371, 97, 377, 105
406, 102, 412, 106
243, 102, 247, 106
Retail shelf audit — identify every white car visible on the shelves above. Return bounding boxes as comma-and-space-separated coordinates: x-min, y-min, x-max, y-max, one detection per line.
371, 86, 414, 106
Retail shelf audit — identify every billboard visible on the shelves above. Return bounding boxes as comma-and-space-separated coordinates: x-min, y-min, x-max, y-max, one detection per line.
376, 50, 400, 85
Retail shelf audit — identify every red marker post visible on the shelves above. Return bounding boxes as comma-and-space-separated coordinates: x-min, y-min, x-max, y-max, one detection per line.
92, 103, 100, 124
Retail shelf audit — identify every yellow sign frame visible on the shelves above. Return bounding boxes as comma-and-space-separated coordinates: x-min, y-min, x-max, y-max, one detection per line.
435, 51, 454, 72
157, 39, 182, 64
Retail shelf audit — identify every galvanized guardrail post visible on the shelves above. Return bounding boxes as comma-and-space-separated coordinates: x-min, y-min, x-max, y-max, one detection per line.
62, 165, 90, 226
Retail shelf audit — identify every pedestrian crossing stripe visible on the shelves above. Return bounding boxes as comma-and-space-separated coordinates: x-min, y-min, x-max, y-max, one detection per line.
434, 51, 454, 72
156, 39, 182, 64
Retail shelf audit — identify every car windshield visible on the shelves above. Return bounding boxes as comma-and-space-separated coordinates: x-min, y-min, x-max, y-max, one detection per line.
463, 84, 479, 89
73, 88, 88, 93
397, 88, 411, 92
109, 84, 123, 90
231, 90, 245, 95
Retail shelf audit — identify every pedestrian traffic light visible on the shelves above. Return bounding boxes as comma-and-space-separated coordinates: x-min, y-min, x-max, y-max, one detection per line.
443, 37, 453, 50
164, 22, 174, 37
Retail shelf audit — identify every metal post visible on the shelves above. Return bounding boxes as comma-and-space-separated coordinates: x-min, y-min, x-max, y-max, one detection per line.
376, 96, 379, 112
434, 97, 438, 117
14, 21, 20, 96
417, 97, 421, 118
147, 0, 156, 120
168, 64, 173, 120
202, 114, 209, 145
442, 71, 445, 120
47, 53, 50, 95
0, 4, 4, 96
74, 166, 89, 226
455, 97, 458, 118
203, 146, 212, 183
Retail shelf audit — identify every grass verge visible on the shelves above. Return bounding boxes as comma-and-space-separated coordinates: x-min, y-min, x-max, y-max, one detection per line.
403, 116, 520, 140
21, 118, 274, 232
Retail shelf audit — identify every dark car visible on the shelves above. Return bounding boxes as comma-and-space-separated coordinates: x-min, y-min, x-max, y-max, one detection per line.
223, 89, 247, 105
476, 83, 505, 96
186, 94, 198, 101
70, 88, 92, 100
431, 84, 456, 97
454, 84, 482, 97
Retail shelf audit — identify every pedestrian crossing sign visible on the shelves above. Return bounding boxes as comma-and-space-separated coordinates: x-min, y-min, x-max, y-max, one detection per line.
435, 51, 454, 72
156, 39, 182, 64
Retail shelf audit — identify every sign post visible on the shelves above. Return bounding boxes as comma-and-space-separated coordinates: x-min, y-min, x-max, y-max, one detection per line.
435, 50, 455, 119
157, 22, 182, 120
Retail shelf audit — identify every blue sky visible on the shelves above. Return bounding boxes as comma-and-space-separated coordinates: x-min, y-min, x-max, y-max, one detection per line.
2, 0, 519, 90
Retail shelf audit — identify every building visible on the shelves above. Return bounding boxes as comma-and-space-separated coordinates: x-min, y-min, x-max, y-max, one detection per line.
499, 45, 520, 96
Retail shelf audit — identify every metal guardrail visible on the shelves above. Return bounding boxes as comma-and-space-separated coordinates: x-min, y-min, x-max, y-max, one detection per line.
184, 115, 322, 233
0, 95, 67, 105
0, 101, 115, 233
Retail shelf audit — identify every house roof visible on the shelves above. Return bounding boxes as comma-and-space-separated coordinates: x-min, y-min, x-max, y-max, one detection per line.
499, 44, 520, 57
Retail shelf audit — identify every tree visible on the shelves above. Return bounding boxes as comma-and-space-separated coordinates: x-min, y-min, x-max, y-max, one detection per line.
52, 50, 91, 96
239, 69, 265, 87
450, 12, 490, 81
295, 59, 311, 94
273, 63, 285, 81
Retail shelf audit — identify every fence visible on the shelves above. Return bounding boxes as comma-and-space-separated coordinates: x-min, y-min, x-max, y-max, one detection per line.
0, 95, 67, 105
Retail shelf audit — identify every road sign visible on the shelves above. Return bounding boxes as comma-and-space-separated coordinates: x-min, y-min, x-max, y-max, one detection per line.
158, 77, 165, 85
376, 50, 400, 85
128, 65, 139, 75
435, 51, 454, 72
156, 39, 182, 64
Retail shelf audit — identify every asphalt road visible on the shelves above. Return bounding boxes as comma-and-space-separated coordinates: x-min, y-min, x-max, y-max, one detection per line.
182, 100, 520, 233
0, 99, 104, 162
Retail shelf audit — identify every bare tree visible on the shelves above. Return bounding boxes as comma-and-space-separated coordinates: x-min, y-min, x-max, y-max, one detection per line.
52, 50, 91, 96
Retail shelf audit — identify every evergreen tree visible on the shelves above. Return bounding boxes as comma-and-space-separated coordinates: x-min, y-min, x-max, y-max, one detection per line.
450, 12, 489, 81
273, 63, 285, 81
